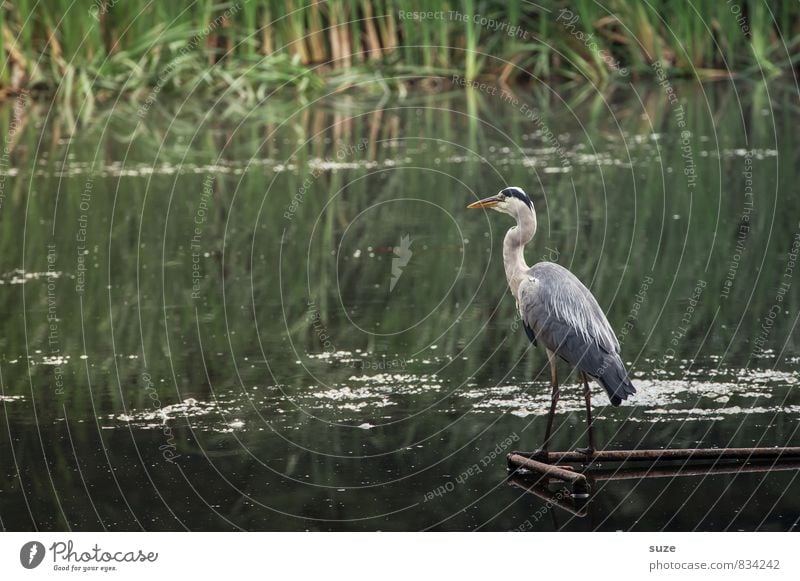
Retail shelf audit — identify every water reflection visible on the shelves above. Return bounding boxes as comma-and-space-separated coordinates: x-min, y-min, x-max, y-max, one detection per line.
0, 80, 799, 530
509, 459, 800, 527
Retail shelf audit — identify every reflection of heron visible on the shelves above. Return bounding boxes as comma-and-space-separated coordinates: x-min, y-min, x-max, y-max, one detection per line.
468, 187, 636, 455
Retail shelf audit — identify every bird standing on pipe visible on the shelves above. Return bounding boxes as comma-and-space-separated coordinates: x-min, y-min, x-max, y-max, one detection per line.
467, 187, 636, 456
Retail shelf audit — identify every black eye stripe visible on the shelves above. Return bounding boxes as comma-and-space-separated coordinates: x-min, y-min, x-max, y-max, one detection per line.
500, 187, 532, 209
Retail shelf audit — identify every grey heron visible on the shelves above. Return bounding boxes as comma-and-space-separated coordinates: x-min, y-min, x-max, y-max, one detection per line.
467, 187, 636, 455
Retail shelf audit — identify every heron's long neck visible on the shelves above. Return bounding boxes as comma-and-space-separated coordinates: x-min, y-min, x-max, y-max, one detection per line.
503, 208, 537, 297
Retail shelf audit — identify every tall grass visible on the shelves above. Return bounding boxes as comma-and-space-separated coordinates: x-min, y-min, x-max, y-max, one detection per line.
0, 1, 799, 103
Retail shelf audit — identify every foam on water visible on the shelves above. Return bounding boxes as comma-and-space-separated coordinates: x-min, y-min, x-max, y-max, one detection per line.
95, 350, 800, 432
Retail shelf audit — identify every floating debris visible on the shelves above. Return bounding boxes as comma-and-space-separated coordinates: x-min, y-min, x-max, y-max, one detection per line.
0, 395, 25, 403
2, 269, 63, 285
112, 398, 218, 425
92, 361, 800, 432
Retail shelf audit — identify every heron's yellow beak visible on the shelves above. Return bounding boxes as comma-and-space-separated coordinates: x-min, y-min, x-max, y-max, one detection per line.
467, 195, 501, 209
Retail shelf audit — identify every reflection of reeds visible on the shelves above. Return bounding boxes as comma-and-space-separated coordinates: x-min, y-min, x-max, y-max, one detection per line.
1, 88, 799, 535
1, 1, 799, 102
0, 82, 798, 414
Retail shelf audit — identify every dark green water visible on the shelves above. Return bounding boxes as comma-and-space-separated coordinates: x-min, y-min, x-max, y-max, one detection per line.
1, 80, 799, 531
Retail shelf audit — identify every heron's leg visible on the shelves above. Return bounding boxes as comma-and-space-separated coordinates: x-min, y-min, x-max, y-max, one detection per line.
541, 349, 559, 453
579, 371, 595, 456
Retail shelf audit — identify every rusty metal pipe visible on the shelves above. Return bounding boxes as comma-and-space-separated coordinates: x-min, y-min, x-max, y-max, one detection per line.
588, 461, 800, 481
508, 454, 587, 485
510, 446, 800, 464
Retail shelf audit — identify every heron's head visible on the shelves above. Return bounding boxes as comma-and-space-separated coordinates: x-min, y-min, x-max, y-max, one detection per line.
467, 187, 534, 218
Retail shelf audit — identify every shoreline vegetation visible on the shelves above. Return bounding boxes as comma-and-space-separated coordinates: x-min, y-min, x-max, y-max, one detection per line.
0, 1, 798, 105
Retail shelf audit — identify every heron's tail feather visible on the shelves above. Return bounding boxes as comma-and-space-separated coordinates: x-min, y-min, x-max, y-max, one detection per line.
595, 355, 636, 406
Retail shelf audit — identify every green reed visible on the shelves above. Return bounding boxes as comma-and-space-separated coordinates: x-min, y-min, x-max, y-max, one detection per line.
1, 1, 798, 105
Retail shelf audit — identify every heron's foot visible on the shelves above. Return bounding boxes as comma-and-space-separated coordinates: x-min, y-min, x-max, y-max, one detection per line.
575, 446, 595, 458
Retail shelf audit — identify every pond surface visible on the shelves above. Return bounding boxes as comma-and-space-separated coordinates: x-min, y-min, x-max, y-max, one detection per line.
1, 80, 799, 531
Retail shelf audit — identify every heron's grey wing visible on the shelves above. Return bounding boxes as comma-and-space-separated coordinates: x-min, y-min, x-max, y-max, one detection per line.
522, 318, 537, 346
518, 262, 635, 405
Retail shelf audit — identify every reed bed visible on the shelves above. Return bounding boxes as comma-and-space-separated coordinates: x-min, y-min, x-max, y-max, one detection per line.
0, 1, 798, 103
